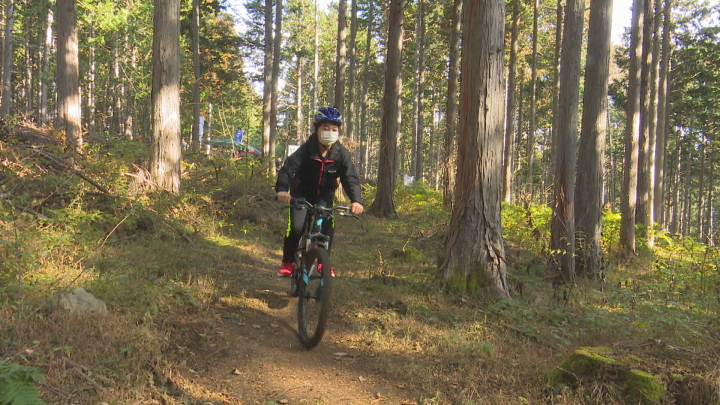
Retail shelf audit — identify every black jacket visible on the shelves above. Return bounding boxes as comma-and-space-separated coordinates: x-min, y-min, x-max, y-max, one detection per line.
275, 134, 363, 204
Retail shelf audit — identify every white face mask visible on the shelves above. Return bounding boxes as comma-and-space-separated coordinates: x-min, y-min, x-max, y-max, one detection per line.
319, 130, 339, 147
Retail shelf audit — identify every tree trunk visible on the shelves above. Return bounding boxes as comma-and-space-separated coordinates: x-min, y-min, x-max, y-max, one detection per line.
681, 144, 691, 236
359, 0, 373, 179
549, 0, 564, 201
439, 0, 509, 300
39, 10, 52, 124
442, 0, 462, 208
1, 0, 14, 118
654, 0, 671, 229
514, 75, 524, 200
620, 0, 644, 254
575, 0, 612, 279
637, 0, 655, 234
269, 0, 283, 172
191, 0, 201, 150
698, 141, 705, 239
368, 0, 404, 218
86, 28, 97, 137
705, 148, 715, 245
313, 0, 319, 112
296, 56, 304, 144
527, 0, 539, 198
150, 0, 181, 193
23, 28, 31, 115
261, 0, 273, 166
57, 0, 83, 152
334, 0, 348, 114
646, 0, 662, 235
551, 0, 584, 283
347, 0, 358, 144
112, 38, 122, 133
669, 138, 682, 234
412, 0, 426, 182
124, 36, 136, 140
503, 0, 520, 203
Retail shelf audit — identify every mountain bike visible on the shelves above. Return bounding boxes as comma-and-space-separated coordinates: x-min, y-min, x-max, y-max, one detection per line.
288, 198, 358, 349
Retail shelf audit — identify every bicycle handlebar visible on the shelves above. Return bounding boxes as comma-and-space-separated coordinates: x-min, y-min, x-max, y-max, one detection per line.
288, 198, 360, 219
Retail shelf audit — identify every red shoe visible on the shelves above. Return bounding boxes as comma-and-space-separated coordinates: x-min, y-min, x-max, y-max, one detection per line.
317, 263, 336, 277
277, 262, 293, 277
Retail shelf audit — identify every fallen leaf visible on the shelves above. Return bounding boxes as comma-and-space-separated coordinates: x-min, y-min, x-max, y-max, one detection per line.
232, 369, 241, 375
359, 376, 367, 382
253, 325, 261, 329
270, 323, 279, 328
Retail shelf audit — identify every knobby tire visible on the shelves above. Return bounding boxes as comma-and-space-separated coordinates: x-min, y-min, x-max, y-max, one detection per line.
297, 247, 332, 349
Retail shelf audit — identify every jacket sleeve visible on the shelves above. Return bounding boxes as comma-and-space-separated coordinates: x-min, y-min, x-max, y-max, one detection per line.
339, 147, 363, 204
275, 144, 305, 193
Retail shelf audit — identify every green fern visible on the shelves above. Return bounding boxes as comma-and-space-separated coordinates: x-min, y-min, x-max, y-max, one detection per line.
0, 362, 47, 405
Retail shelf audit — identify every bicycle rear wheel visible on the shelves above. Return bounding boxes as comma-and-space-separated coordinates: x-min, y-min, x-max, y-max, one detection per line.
297, 247, 332, 348
290, 257, 302, 297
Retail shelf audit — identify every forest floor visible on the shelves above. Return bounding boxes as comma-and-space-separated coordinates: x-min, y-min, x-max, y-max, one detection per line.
1, 122, 719, 405
158, 225, 422, 405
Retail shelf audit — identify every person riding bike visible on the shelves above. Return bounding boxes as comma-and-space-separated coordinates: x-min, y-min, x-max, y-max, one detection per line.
275, 106, 364, 277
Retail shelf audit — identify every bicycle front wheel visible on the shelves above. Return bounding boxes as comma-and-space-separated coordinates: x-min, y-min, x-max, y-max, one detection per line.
297, 247, 332, 349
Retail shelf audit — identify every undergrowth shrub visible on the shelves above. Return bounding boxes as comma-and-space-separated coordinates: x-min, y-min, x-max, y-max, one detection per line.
0, 361, 47, 405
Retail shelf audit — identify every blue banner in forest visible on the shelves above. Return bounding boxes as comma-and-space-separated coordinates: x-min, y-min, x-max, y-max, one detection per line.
234, 129, 244, 143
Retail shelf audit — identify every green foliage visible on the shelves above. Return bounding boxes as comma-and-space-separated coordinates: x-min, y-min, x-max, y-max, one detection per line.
0, 361, 47, 405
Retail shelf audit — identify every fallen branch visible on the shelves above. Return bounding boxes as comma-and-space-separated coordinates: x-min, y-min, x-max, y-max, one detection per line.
25, 146, 110, 194
63, 357, 107, 393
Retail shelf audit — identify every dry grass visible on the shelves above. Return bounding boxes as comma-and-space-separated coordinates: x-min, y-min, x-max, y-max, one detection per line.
1, 125, 719, 405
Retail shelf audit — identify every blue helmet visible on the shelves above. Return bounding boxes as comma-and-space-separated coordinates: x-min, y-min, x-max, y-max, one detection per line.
313, 106, 343, 128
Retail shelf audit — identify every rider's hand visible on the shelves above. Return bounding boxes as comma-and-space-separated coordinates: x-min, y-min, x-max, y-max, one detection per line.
350, 202, 363, 215
277, 191, 291, 204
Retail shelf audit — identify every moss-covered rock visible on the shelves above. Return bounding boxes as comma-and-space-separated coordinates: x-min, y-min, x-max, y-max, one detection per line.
548, 347, 672, 404
548, 346, 623, 386
626, 369, 666, 404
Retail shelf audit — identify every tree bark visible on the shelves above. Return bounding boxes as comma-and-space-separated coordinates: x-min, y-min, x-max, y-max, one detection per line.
527, 0, 539, 198
551, 0, 584, 283
412, 0, 426, 182
620, 0, 644, 254
575, 0, 612, 279
191, 0, 201, 149
57, 0, 83, 152
503, 0, 520, 203
368, 0, 404, 218
86, 28, 96, 137
269, 0, 283, 171
262, 0, 273, 166
334, 0, 348, 114
705, 148, 715, 245
549, 0, 564, 200
442, 0, 462, 208
698, 141, 705, 239
636, 0, 655, 234
654, 0, 671, 229
39, 10, 52, 124
296, 56, 304, 144
150, 0, 181, 193
438, 0, 509, 300
1, 0, 14, 118
347, 0, 358, 144
313, 0, 319, 112
359, 0, 374, 179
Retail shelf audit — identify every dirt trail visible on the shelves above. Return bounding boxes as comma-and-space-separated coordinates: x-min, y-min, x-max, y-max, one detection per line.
164, 265, 415, 405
